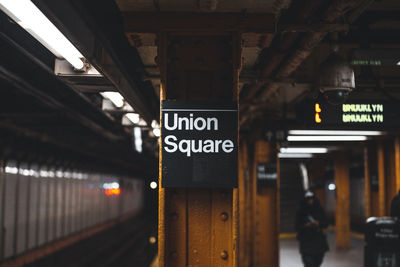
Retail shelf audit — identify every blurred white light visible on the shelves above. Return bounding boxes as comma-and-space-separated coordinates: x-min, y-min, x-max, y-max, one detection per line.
153, 128, 160, 137
149, 236, 157, 244
20, 168, 30, 176
287, 135, 368, 141
100, 92, 124, 108
151, 120, 159, 128
150, 181, 157, 189
278, 153, 313, 158
0, 0, 84, 69
126, 113, 140, 124
137, 119, 147, 126
5, 166, 18, 174
328, 183, 336, 191
103, 182, 120, 190
280, 147, 328, 154
40, 170, 49, 177
397, 61, 400, 66
134, 127, 143, 153
288, 130, 383, 136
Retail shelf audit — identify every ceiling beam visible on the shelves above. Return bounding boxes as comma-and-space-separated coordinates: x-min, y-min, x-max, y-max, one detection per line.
240, 0, 375, 128
0, 32, 127, 141
122, 12, 276, 33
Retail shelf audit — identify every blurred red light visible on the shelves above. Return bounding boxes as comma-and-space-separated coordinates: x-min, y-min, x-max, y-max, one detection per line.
105, 188, 120, 196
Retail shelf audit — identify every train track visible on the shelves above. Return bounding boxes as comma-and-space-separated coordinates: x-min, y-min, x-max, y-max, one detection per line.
27, 215, 156, 267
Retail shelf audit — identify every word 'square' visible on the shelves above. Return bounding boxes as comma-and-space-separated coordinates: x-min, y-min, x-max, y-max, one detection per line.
161, 100, 238, 188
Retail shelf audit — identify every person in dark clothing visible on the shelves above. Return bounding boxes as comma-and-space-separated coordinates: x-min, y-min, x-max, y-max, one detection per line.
295, 191, 329, 267
390, 190, 400, 218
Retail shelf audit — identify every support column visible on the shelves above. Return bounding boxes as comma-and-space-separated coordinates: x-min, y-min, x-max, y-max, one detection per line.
385, 141, 397, 212
364, 145, 372, 219
158, 33, 240, 267
238, 140, 251, 266
252, 140, 279, 267
377, 141, 386, 217
395, 137, 400, 194
334, 151, 350, 249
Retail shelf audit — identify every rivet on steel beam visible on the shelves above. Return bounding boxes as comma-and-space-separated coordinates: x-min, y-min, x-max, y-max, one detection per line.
220, 212, 228, 221
220, 250, 228, 260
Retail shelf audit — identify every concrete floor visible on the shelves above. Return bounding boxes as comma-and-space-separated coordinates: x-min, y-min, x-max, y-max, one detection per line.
280, 231, 364, 267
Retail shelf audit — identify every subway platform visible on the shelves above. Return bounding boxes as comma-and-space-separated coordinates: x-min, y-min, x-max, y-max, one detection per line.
281, 231, 364, 267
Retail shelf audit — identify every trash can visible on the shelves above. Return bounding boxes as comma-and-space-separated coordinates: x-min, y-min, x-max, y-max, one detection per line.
365, 217, 400, 267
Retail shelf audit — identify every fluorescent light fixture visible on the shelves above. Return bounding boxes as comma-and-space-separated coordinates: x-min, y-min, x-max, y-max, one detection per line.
289, 130, 383, 136
328, 183, 336, 191
0, 0, 84, 69
278, 153, 313, 159
100, 92, 124, 108
280, 147, 328, 154
287, 135, 368, 141
134, 127, 142, 153
126, 113, 140, 124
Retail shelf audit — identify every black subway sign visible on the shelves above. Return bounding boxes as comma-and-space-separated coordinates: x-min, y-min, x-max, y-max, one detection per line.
257, 163, 277, 187
161, 100, 238, 188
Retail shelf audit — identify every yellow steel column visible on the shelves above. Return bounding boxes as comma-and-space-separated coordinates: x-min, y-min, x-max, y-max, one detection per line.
252, 140, 279, 267
385, 141, 397, 212
395, 137, 400, 194
246, 141, 255, 266
364, 145, 372, 219
334, 151, 350, 249
377, 141, 386, 217
238, 140, 251, 266
158, 33, 240, 267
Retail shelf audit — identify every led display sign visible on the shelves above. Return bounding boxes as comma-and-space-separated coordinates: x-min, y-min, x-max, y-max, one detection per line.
161, 100, 238, 188
310, 101, 399, 129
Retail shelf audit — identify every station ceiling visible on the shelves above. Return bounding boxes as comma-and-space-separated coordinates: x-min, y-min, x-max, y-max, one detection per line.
0, 0, 399, 168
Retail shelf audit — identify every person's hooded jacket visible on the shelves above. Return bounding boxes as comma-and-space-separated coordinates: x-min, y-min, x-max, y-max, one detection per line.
295, 194, 329, 254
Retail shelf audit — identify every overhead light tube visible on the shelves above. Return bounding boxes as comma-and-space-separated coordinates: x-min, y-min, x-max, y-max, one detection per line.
101, 92, 124, 108
287, 135, 368, 141
278, 153, 313, 158
126, 113, 140, 124
0, 0, 85, 69
288, 130, 383, 136
280, 147, 328, 154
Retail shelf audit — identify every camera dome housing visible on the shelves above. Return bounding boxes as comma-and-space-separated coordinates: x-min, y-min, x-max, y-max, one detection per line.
318, 51, 355, 105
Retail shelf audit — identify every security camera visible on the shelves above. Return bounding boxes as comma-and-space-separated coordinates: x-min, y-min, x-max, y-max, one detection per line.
318, 52, 355, 105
